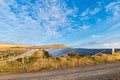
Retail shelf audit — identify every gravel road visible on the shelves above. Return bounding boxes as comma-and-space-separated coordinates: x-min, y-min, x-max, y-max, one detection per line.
0, 62, 120, 80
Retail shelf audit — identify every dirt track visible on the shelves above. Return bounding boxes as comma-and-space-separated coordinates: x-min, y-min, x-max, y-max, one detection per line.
0, 62, 120, 80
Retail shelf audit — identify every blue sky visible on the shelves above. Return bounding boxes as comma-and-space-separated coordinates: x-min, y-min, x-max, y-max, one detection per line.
0, 0, 120, 48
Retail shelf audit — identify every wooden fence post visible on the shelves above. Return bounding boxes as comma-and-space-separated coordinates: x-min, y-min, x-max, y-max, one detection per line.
22, 57, 24, 64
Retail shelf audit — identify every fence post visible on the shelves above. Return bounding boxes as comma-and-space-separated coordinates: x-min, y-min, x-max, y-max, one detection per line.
22, 57, 24, 64
1, 56, 3, 61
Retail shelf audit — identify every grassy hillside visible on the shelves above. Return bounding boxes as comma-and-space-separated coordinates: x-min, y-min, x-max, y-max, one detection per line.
0, 44, 69, 51
34, 44, 70, 49
0, 44, 31, 48
0, 50, 120, 75
0, 44, 32, 51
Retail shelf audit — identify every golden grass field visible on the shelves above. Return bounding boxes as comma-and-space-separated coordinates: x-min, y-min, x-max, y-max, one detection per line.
0, 44, 31, 51
0, 44, 69, 51
0, 48, 120, 75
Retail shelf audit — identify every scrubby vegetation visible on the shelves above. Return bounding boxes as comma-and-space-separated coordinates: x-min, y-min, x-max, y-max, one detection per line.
0, 50, 120, 75
0, 50, 27, 61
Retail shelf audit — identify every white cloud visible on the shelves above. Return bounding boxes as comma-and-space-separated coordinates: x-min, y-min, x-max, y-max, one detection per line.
90, 8, 100, 15
80, 8, 89, 17
103, 42, 119, 48
80, 7, 100, 18
106, 1, 120, 16
0, 0, 78, 45
80, 25, 90, 30
73, 34, 120, 48
109, 23, 120, 30
91, 35, 101, 38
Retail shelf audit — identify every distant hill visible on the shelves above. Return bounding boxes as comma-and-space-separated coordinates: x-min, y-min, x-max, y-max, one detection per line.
35, 44, 70, 49
0, 44, 31, 48
0, 44, 69, 49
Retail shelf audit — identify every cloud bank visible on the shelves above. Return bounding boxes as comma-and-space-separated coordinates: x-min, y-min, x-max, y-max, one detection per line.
0, 0, 78, 45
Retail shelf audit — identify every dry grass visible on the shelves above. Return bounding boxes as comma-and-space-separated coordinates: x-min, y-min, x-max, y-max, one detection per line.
0, 51, 120, 75
0, 44, 69, 51
92, 52, 120, 64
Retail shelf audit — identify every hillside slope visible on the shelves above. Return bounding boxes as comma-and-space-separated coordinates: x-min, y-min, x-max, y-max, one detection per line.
0, 44, 69, 49
0, 44, 31, 48
35, 44, 70, 49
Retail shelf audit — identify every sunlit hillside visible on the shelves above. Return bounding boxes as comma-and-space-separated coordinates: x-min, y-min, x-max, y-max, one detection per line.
0, 44, 31, 48
0, 44, 69, 48
0, 44, 69, 51
35, 44, 70, 49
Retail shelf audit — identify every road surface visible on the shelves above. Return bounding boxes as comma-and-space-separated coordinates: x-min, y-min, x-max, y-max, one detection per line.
1, 49, 39, 63
0, 61, 120, 80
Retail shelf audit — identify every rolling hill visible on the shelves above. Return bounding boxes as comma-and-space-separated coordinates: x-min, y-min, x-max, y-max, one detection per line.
0, 44, 31, 48
0, 44, 69, 49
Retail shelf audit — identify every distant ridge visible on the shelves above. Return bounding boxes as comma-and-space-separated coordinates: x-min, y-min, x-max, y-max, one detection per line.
0, 44, 31, 48
0, 44, 70, 49
35, 44, 70, 49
